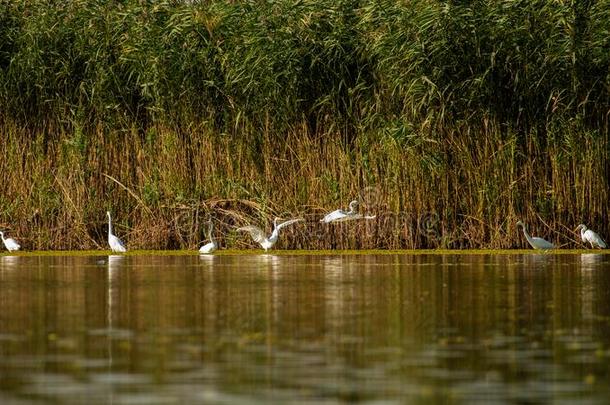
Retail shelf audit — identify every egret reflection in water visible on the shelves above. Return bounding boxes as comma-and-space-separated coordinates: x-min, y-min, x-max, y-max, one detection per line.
580, 253, 605, 270
0, 255, 19, 268
199, 253, 218, 265
107, 255, 125, 325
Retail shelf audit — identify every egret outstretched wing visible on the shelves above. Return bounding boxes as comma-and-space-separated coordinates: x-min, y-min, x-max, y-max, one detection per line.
334, 213, 377, 222
320, 200, 373, 224
321, 209, 348, 223
276, 218, 304, 230
238, 226, 267, 244
238, 217, 303, 251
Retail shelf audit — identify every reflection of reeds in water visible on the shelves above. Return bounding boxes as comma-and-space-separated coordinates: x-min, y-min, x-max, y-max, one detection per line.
321, 256, 350, 333
0, 255, 609, 403
521, 254, 558, 270
577, 254, 607, 329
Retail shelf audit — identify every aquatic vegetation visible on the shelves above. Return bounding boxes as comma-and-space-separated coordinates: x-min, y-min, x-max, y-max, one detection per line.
0, 1, 609, 250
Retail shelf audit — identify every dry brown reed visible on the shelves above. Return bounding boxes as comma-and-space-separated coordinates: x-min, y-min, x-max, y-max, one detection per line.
0, 119, 607, 250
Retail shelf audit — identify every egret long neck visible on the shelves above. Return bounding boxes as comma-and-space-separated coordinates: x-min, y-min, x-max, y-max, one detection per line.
207, 223, 214, 243
348, 203, 357, 215
580, 227, 587, 242
108, 216, 113, 236
521, 226, 535, 246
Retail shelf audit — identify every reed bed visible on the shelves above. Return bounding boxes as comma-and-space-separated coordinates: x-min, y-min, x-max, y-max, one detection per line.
0, 0, 609, 250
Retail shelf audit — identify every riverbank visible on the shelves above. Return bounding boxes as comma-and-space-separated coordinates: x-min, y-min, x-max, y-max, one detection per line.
1, 249, 609, 257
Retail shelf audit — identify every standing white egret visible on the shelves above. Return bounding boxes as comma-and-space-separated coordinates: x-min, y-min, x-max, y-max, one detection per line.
199, 220, 217, 254
238, 217, 304, 251
0, 231, 20, 251
575, 224, 606, 249
107, 211, 127, 253
516, 221, 555, 250
320, 200, 376, 223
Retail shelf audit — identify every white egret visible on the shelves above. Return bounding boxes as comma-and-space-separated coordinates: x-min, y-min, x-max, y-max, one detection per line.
516, 221, 555, 250
575, 224, 606, 249
107, 211, 127, 253
199, 220, 217, 254
320, 200, 376, 223
0, 231, 20, 251
238, 217, 304, 251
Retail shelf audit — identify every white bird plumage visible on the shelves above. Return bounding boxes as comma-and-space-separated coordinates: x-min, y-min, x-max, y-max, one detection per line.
575, 224, 606, 249
0, 231, 20, 251
238, 217, 304, 251
320, 200, 376, 223
199, 220, 217, 254
516, 221, 555, 250
107, 211, 127, 253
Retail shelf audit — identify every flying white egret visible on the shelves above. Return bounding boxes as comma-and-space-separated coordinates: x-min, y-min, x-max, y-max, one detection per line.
575, 224, 606, 249
107, 211, 127, 253
320, 200, 376, 223
238, 217, 304, 251
0, 231, 20, 251
516, 221, 555, 250
199, 220, 217, 254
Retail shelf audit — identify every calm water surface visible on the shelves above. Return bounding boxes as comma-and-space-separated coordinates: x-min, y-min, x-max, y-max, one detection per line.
1, 254, 610, 404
